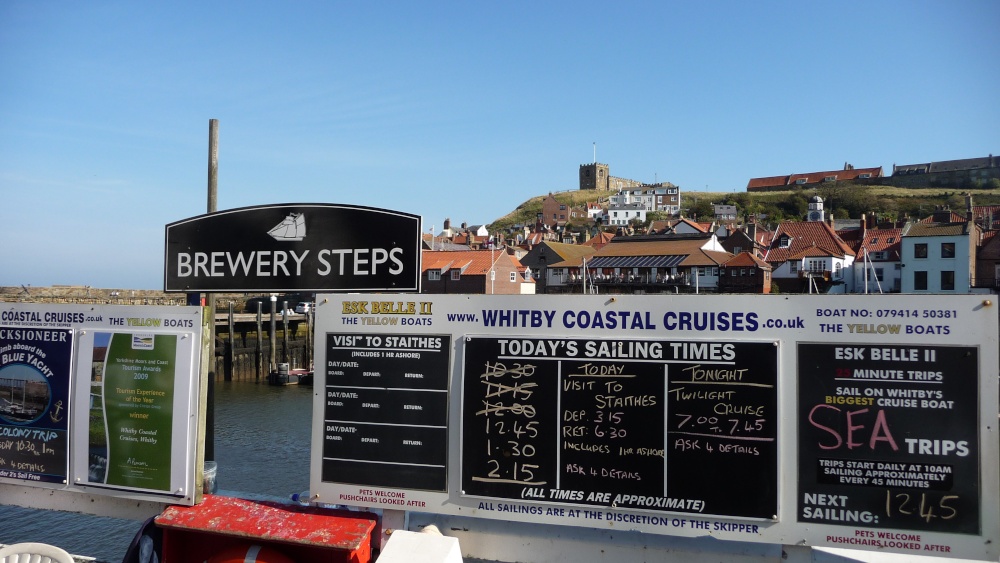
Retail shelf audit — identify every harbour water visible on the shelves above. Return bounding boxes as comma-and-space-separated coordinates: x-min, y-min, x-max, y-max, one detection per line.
0, 381, 314, 562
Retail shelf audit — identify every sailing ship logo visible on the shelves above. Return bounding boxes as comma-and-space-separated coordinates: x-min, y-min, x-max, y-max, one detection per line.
268, 213, 306, 241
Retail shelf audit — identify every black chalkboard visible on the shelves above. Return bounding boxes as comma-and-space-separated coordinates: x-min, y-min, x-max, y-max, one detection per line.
323, 332, 451, 491
797, 343, 980, 534
461, 337, 777, 518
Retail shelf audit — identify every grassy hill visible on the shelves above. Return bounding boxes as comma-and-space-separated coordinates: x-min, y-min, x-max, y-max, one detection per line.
488, 185, 1000, 231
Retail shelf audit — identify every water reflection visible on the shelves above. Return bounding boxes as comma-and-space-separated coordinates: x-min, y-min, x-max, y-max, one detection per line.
0, 381, 314, 562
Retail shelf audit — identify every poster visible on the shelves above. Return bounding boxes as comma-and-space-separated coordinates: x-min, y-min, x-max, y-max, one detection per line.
0, 328, 73, 485
88, 332, 177, 492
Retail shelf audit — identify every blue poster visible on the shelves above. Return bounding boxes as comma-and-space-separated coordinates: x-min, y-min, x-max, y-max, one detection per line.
0, 328, 73, 484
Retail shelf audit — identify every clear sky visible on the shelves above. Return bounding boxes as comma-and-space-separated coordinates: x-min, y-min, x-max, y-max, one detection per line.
2, 1, 998, 289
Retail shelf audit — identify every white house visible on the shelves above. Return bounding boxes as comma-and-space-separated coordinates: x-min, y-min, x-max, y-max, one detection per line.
899, 221, 977, 293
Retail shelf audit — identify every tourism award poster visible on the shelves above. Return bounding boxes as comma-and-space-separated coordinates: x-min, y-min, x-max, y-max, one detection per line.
89, 332, 176, 492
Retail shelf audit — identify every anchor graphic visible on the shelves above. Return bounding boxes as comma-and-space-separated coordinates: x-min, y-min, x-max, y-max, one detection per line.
50, 400, 64, 423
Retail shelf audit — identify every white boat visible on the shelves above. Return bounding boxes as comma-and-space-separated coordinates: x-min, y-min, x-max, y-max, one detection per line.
268, 213, 306, 241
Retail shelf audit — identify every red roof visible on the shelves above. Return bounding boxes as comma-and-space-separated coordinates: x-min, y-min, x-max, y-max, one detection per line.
747, 167, 883, 191
764, 221, 855, 265
724, 252, 771, 269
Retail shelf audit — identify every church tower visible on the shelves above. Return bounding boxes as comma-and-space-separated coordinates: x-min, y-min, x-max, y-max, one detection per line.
579, 163, 610, 191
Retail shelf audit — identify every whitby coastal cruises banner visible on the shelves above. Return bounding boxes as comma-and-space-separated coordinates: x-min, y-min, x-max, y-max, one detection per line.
310, 293, 999, 561
164, 203, 422, 293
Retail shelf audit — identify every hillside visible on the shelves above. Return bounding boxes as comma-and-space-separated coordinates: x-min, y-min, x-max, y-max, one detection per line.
487, 185, 1000, 231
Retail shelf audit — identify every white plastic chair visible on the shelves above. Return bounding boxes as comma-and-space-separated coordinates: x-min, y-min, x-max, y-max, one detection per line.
0, 542, 75, 563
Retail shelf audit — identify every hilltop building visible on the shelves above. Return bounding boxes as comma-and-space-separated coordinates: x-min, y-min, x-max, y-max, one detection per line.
746, 163, 884, 192
891, 154, 1000, 189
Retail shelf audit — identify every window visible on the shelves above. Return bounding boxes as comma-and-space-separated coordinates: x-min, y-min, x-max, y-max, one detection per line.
510, 272, 516, 282
914, 243, 928, 258
914, 271, 928, 291
733, 246, 743, 255
941, 271, 955, 291
867, 268, 884, 282
779, 236, 791, 248
795, 178, 808, 185
887, 238, 895, 244
789, 260, 798, 273
858, 173, 871, 179
451, 269, 461, 280
428, 270, 441, 281
824, 175, 837, 182
941, 242, 955, 258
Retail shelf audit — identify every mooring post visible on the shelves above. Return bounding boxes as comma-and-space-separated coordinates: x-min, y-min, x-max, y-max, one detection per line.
204, 118, 218, 462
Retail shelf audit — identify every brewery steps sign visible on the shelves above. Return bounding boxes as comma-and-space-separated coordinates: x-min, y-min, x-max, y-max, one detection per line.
164, 204, 422, 293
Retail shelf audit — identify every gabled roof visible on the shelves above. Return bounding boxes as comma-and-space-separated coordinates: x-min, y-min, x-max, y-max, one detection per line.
919, 211, 968, 224
764, 221, 855, 264
747, 166, 883, 191
540, 241, 597, 268
680, 249, 734, 267
422, 250, 506, 275
905, 222, 975, 238
855, 228, 903, 260
724, 252, 772, 270
587, 237, 730, 269
583, 231, 615, 249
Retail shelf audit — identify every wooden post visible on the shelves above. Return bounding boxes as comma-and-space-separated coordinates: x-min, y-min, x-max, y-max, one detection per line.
256, 302, 263, 382
205, 118, 219, 462
282, 300, 290, 366
226, 301, 235, 382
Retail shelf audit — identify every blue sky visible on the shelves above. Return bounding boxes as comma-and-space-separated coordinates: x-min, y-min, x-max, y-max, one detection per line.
2, 1, 997, 289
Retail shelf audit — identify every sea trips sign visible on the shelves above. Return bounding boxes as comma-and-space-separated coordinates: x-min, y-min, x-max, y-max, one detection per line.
164, 204, 422, 293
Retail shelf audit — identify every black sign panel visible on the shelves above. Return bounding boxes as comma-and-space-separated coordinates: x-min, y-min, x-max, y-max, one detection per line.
460, 337, 778, 518
164, 204, 421, 292
797, 343, 979, 534
322, 333, 451, 491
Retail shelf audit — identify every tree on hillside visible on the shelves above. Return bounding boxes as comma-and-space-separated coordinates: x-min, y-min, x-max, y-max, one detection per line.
687, 199, 715, 221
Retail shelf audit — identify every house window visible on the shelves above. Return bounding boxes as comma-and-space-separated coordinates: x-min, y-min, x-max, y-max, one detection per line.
914, 243, 928, 258
451, 269, 461, 281
510, 272, 516, 282
941, 271, 955, 291
428, 271, 441, 281
867, 268, 884, 282
779, 236, 791, 248
824, 175, 837, 182
733, 246, 742, 254
941, 242, 955, 258
712, 267, 719, 276
795, 178, 808, 185
789, 261, 798, 273
858, 173, 872, 179
914, 271, 928, 290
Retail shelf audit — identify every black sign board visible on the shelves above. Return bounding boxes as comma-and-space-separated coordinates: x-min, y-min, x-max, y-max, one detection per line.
322, 333, 451, 491
164, 204, 421, 292
797, 343, 980, 534
460, 337, 778, 518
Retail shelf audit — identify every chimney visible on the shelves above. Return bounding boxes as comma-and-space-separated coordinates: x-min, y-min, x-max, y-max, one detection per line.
443, 218, 451, 231
966, 193, 973, 222
932, 206, 952, 224
746, 222, 757, 243
860, 213, 867, 244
